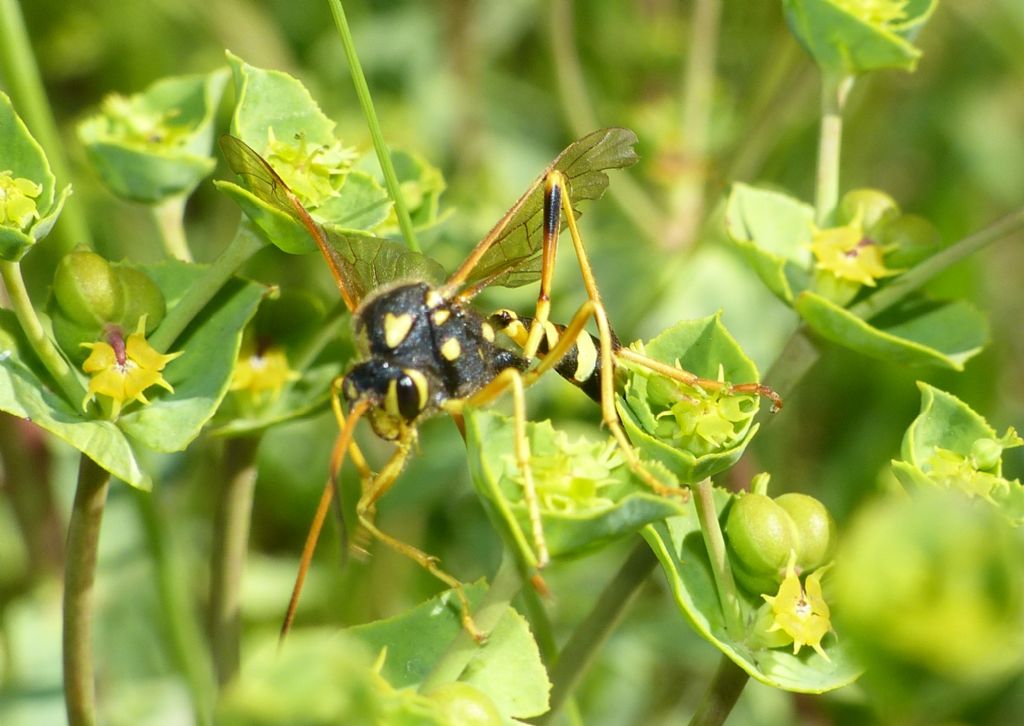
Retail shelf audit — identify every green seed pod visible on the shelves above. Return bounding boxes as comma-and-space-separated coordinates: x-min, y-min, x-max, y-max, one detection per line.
839, 188, 900, 231
114, 266, 166, 332
775, 493, 838, 571
725, 493, 798, 594
876, 213, 942, 268
423, 682, 502, 726
52, 248, 121, 327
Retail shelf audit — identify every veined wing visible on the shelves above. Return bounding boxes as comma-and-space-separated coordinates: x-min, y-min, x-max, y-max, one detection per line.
452, 128, 639, 291
219, 135, 444, 310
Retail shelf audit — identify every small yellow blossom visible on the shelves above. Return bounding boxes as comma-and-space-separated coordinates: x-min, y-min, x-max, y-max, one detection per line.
81, 319, 182, 418
264, 128, 357, 206
0, 170, 42, 230
761, 552, 833, 661
230, 345, 300, 403
810, 212, 893, 287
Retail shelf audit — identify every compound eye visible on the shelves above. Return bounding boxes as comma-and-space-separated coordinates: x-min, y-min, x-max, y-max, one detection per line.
387, 368, 429, 422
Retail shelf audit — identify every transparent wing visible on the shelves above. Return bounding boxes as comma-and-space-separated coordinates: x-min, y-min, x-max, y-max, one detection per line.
454, 128, 639, 291
220, 135, 444, 309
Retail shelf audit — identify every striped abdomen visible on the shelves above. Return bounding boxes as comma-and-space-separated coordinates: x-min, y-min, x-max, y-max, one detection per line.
488, 309, 619, 403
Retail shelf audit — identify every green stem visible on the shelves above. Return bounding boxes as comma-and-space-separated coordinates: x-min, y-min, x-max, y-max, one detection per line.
814, 73, 854, 225
134, 490, 215, 726
151, 194, 194, 262
0, 0, 92, 253
63, 456, 111, 726
0, 260, 86, 405
763, 325, 820, 401
693, 479, 743, 638
688, 656, 749, 726
327, 0, 420, 253
536, 543, 657, 724
419, 553, 523, 691
149, 223, 266, 353
208, 436, 260, 686
662, 0, 722, 251
850, 207, 1024, 321
548, 0, 664, 248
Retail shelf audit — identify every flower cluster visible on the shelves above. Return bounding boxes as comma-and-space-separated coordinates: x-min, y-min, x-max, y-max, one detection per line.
263, 128, 358, 206
761, 553, 833, 661
0, 170, 42, 230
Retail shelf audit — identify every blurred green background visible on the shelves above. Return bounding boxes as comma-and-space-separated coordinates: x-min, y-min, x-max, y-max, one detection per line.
1, 1, 1023, 724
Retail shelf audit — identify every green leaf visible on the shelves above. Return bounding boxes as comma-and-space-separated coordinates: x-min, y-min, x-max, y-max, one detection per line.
900, 383, 997, 468
78, 69, 229, 203
645, 497, 861, 693
0, 92, 66, 259
783, 0, 937, 75
316, 171, 392, 231
617, 314, 763, 484
465, 128, 639, 289
219, 630, 449, 726
116, 261, 264, 452
464, 409, 686, 565
227, 50, 337, 149
0, 310, 149, 488
724, 183, 814, 305
348, 583, 551, 720
796, 291, 988, 370
892, 384, 1024, 523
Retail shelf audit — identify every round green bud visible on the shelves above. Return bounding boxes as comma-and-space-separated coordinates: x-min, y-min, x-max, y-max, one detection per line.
839, 189, 900, 231
52, 248, 121, 327
970, 438, 1002, 472
725, 493, 798, 594
876, 214, 942, 268
114, 266, 166, 332
424, 682, 502, 726
774, 493, 838, 571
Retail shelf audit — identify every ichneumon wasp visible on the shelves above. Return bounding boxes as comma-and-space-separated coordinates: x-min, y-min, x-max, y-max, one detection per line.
220, 128, 781, 642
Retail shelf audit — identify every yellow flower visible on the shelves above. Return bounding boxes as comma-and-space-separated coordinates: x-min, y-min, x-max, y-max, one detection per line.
230, 345, 300, 403
0, 170, 42, 230
761, 552, 833, 661
81, 319, 182, 418
833, 0, 908, 26
810, 212, 893, 288
264, 128, 357, 206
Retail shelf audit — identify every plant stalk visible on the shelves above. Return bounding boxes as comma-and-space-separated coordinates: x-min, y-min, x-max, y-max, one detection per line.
419, 553, 523, 691
693, 479, 743, 638
63, 456, 111, 726
326, 0, 420, 253
149, 222, 266, 353
688, 656, 749, 726
134, 490, 215, 725
536, 542, 657, 724
0, 260, 86, 405
151, 194, 194, 262
814, 73, 853, 225
548, 0, 664, 248
0, 0, 92, 252
208, 436, 260, 686
663, 0, 722, 251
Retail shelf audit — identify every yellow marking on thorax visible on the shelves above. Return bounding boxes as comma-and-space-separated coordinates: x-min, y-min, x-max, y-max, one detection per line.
383, 312, 414, 349
432, 308, 451, 325
440, 337, 461, 361
573, 330, 598, 382
424, 289, 444, 308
